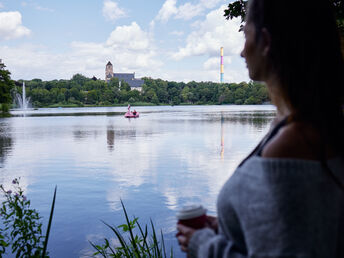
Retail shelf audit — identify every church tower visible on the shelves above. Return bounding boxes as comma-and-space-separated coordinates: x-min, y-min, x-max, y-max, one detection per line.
105, 61, 114, 82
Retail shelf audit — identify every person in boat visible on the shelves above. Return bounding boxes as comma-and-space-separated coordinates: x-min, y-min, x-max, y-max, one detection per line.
132, 110, 137, 116
176, 0, 344, 257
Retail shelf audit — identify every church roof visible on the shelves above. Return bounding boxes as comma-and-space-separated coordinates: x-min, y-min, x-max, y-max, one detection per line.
106, 61, 112, 66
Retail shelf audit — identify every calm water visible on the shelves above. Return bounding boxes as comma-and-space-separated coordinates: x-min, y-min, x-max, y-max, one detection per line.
0, 105, 276, 257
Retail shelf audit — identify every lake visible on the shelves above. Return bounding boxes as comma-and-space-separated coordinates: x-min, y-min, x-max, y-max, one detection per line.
0, 105, 276, 257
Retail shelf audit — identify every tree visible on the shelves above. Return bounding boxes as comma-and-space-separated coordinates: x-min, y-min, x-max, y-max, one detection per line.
71, 73, 89, 86
181, 86, 190, 103
224, 0, 247, 31
120, 81, 131, 92
224, 0, 344, 35
0, 63, 14, 114
86, 90, 99, 104
108, 77, 119, 89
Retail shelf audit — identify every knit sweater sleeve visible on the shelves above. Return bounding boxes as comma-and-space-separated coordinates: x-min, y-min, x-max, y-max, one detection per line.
187, 156, 344, 258
187, 173, 247, 258
188, 228, 246, 258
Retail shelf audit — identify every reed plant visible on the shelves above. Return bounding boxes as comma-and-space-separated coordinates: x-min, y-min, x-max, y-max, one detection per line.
90, 200, 173, 258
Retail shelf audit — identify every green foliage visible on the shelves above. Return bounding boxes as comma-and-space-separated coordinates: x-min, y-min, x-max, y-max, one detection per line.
21, 74, 269, 108
0, 63, 15, 114
223, 0, 344, 34
141, 78, 268, 105
223, 0, 247, 31
0, 178, 56, 258
0, 179, 46, 257
1, 103, 9, 113
90, 200, 173, 258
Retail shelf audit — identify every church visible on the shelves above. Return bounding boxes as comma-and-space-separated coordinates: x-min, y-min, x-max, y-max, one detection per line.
105, 61, 144, 92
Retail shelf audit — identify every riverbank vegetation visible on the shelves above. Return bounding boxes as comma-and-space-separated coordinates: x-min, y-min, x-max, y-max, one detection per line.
0, 62, 14, 116
14, 74, 269, 108
0, 180, 170, 257
90, 200, 172, 258
0, 179, 56, 257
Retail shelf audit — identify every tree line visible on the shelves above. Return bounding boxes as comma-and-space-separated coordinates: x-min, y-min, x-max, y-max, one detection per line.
12, 74, 269, 107
0, 62, 15, 115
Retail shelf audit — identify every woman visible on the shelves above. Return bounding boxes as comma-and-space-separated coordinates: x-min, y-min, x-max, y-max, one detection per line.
177, 0, 344, 257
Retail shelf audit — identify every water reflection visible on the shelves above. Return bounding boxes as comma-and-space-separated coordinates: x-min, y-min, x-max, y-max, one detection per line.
0, 105, 276, 257
107, 125, 115, 151
0, 120, 13, 166
220, 113, 224, 159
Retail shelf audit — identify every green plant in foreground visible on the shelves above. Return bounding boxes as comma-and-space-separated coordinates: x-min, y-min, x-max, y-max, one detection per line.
90, 200, 173, 258
0, 178, 57, 257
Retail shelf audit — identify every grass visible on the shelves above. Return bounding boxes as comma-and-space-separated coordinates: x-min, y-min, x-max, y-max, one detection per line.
90, 200, 173, 258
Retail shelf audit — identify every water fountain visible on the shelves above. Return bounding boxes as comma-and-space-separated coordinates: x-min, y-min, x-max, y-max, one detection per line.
15, 82, 31, 110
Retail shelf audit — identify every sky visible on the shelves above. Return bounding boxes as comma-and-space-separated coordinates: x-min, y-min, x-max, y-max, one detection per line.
0, 0, 249, 83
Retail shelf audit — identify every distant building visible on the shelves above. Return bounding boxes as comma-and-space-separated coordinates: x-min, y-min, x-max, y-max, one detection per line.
105, 61, 144, 92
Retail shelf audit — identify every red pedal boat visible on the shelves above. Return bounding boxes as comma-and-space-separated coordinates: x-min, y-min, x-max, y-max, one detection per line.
124, 111, 139, 118
124, 105, 139, 118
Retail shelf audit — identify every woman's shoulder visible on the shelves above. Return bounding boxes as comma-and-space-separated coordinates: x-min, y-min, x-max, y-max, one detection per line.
261, 121, 333, 160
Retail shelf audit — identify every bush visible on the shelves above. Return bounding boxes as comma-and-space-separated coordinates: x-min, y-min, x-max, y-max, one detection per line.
1, 103, 9, 113
128, 97, 136, 104
234, 99, 243, 105
0, 178, 56, 257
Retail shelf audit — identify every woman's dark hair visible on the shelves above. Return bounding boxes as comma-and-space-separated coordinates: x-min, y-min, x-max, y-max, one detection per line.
247, 0, 344, 154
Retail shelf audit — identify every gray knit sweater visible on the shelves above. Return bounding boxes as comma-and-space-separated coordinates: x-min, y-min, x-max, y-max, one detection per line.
189, 156, 344, 258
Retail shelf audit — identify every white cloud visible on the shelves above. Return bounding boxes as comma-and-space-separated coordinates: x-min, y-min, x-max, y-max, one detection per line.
155, 0, 177, 23
157, 61, 247, 83
200, 0, 223, 9
203, 56, 231, 70
0, 22, 162, 80
175, 2, 203, 20
0, 11, 30, 40
156, 0, 224, 22
106, 22, 149, 50
0, 3, 4, 9
102, 0, 126, 21
172, 5, 244, 60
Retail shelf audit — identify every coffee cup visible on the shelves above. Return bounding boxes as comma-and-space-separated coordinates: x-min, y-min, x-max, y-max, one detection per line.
176, 204, 207, 229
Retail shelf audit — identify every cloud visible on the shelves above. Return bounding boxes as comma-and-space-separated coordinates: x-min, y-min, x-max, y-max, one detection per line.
0, 3, 4, 9
155, 0, 177, 23
156, 0, 224, 22
102, 0, 126, 21
0, 11, 31, 40
154, 5, 249, 83
203, 56, 231, 70
0, 22, 162, 80
175, 2, 203, 20
171, 5, 244, 60
106, 22, 149, 50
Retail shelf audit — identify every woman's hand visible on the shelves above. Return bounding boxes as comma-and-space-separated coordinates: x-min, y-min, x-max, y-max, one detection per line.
176, 216, 218, 252
176, 224, 196, 252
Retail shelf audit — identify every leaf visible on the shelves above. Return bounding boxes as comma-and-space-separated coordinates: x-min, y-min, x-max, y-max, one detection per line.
101, 220, 132, 257
120, 199, 140, 258
42, 185, 57, 258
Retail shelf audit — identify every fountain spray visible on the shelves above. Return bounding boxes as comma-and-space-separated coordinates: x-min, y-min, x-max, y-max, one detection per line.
22, 82, 26, 110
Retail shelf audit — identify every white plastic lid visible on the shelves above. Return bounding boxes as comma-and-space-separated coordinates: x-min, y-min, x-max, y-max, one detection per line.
176, 204, 206, 220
